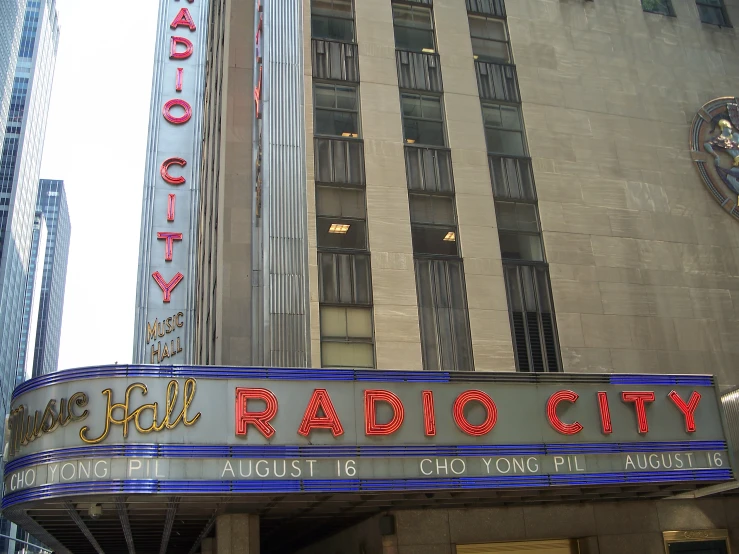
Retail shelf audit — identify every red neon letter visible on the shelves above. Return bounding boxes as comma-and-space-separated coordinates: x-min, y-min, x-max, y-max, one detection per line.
668, 390, 702, 433
297, 389, 344, 438
170, 36, 193, 59
170, 8, 196, 31
167, 194, 176, 221
622, 391, 655, 434
151, 271, 184, 302
157, 232, 183, 261
163, 99, 192, 124
235, 388, 278, 438
422, 390, 436, 436
364, 390, 404, 436
453, 390, 497, 437
597, 391, 613, 435
161, 157, 187, 185
546, 390, 583, 435
175, 68, 184, 92
254, 66, 263, 119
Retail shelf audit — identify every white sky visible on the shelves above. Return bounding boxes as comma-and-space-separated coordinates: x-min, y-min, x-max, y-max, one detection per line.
40, 0, 159, 369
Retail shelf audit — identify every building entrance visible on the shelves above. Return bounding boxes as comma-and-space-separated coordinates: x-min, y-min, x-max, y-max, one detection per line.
456, 539, 577, 554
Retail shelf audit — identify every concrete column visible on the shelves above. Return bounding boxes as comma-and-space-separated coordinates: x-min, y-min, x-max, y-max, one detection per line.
202, 537, 216, 554
216, 514, 259, 554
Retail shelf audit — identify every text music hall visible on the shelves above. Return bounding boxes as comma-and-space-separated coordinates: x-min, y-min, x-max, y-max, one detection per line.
6, 0, 739, 552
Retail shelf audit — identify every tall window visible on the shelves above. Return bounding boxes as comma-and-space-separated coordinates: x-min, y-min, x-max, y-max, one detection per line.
503, 265, 561, 373
401, 93, 445, 146
468, 15, 511, 63
696, 0, 731, 26
312, 0, 355, 41
415, 259, 474, 372
641, 0, 675, 15
482, 103, 526, 157
409, 193, 458, 256
314, 83, 360, 137
495, 201, 543, 262
392, 3, 436, 53
317, 186, 375, 368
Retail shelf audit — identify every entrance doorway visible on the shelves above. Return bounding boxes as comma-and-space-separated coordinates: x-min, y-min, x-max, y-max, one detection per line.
456, 539, 577, 554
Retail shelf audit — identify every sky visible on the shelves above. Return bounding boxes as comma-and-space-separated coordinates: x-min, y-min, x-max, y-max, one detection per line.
40, 0, 159, 369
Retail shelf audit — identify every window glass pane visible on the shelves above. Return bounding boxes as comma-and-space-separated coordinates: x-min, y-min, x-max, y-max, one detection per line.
404, 120, 445, 146
393, 4, 432, 28
667, 540, 728, 554
411, 225, 459, 256
421, 97, 442, 120
312, 15, 355, 41
317, 186, 366, 218
312, 0, 353, 16
315, 84, 337, 108
469, 16, 507, 40
471, 37, 510, 63
393, 26, 435, 52
317, 217, 367, 249
316, 110, 359, 136
499, 231, 544, 261
322, 342, 374, 368
346, 307, 373, 338
402, 94, 422, 117
698, 3, 729, 24
482, 104, 503, 126
641, 0, 674, 14
336, 86, 357, 110
321, 306, 347, 337
495, 201, 538, 232
500, 106, 522, 130
409, 194, 455, 225
485, 128, 526, 156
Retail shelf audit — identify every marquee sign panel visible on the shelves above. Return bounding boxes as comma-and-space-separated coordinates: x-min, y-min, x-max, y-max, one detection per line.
2, 366, 733, 509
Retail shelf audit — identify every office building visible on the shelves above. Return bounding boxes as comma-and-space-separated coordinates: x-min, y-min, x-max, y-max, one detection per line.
29, 178, 70, 377
0, 0, 27, 150
15, 209, 46, 384
0, 0, 59, 415
5, 0, 739, 553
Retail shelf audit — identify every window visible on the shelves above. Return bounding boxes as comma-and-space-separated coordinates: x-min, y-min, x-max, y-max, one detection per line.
409, 193, 458, 256
312, 0, 355, 41
320, 306, 374, 367
314, 83, 359, 137
495, 201, 543, 261
401, 93, 445, 146
468, 15, 511, 63
641, 0, 675, 15
415, 259, 474, 371
482, 103, 526, 156
319, 252, 372, 305
503, 264, 560, 372
664, 531, 730, 554
316, 186, 367, 250
697, 0, 731, 25
392, 4, 436, 53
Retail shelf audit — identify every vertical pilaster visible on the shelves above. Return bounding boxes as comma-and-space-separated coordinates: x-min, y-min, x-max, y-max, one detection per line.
216, 514, 259, 554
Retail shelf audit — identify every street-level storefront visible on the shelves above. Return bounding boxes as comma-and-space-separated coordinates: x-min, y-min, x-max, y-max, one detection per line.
2, 366, 736, 554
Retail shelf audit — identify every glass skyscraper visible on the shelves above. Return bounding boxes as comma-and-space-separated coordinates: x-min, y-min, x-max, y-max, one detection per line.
0, 0, 27, 151
30, 179, 70, 377
0, 0, 59, 412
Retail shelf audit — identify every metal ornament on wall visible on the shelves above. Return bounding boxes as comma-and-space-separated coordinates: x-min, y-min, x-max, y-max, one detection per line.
690, 97, 739, 218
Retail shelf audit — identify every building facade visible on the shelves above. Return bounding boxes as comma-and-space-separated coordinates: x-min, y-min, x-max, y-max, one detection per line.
16, 209, 47, 385
29, 178, 70, 377
6, 0, 739, 553
0, 0, 27, 151
0, 0, 59, 418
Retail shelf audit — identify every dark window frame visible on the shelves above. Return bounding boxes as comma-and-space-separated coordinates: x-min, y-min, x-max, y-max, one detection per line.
409, 190, 460, 258
696, 0, 732, 26
641, 0, 676, 16
468, 14, 512, 63
311, 0, 356, 43
481, 101, 528, 157
314, 81, 361, 139
401, 91, 447, 147
392, 2, 437, 53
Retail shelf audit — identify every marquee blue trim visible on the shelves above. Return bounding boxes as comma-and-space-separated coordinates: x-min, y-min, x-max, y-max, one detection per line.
5, 441, 728, 474
11, 364, 716, 400
2, 469, 732, 510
